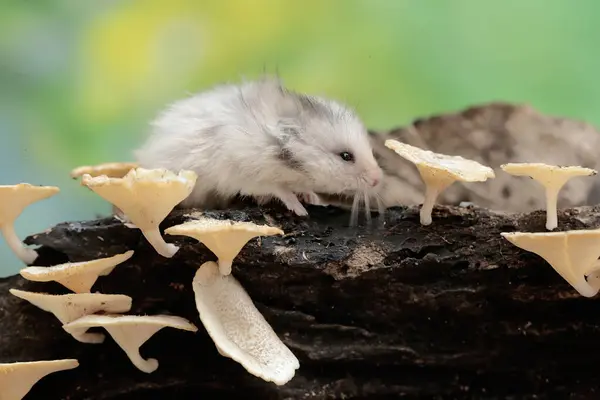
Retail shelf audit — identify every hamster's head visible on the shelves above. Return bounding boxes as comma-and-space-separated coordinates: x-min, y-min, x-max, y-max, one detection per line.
279, 93, 383, 195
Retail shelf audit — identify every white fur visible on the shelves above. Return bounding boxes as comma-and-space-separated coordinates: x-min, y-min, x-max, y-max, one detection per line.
134, 77, 383, 215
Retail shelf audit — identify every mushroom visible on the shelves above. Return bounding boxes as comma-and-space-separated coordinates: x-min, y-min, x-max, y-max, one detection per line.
192, 261, 299, 385
0, 359, 78, 400
70, 161, 139, 179
62, 314, 197, 373
501, 228, 600, 297
0, 184, 60, 264
500, 163, 597, 230
384, 140, 495, 225
165, 217, 284, 275
19, 250, 133, 293
70, 162, 140, 220
9, 289, 132, 324
81, 167, 197, 258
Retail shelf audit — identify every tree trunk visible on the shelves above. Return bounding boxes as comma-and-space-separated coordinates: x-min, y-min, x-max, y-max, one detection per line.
2, 203, 600, 399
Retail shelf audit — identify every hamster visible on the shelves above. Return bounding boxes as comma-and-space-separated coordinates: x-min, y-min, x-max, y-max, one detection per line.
134, 77, 384, 218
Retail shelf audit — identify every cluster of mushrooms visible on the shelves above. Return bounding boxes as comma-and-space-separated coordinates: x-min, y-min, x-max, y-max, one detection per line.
384, 139, 600, 298
0, 164, 298, 399
1, 138, 600, 398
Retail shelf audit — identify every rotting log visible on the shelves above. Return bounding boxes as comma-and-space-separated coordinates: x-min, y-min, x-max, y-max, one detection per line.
1, 203, 600, 399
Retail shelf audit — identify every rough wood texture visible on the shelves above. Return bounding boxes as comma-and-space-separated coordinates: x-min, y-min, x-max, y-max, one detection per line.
2, 203, 600, 399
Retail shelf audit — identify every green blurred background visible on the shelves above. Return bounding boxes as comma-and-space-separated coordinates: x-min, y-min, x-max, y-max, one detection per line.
1, 0, 599, 276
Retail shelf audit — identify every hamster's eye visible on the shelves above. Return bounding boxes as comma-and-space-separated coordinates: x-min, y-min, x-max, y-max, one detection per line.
339, 151, 354, 162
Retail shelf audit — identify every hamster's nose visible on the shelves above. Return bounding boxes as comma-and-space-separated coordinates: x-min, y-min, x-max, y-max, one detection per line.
367, 169, 383, 187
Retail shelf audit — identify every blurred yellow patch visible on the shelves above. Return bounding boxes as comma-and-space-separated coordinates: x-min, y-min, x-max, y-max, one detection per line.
77, 0, 333, 123
79, 0, 205, 121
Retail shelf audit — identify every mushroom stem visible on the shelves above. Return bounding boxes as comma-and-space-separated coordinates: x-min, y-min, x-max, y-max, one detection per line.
584, 256, 600, 294
545, 186, 560, 231
0, 223, 38, 264
125, 352, 159, 374
218, 259, 233, 275
586, 276, 600, 294
142, 228, 179, 258
420, 185, 440, 226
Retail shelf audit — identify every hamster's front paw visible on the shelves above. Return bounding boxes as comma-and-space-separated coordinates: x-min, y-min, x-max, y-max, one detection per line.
274, 190, 309, 216
292, 205, 309, 216
297, 192, 330, 207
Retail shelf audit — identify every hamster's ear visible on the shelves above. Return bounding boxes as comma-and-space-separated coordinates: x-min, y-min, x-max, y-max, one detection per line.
277, 119, 301, 139
276, 93, 303, 120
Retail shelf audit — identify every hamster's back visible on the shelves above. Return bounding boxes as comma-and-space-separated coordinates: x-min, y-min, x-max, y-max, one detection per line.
133, 78, 299, 208
138, 80, 275, 164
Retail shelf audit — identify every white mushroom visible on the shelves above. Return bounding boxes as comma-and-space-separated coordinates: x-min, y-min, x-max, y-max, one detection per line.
192, 261, 299, 385
81, 168, 197, 258
19, 250, 133, 293
0, 359, 78, 400
70, 161, 139, 179
501, 228, 600, 297
384, 140, 495, 225
501, 163, 597, 230
70, 162, 140, 220
165, 217, 284, 275
9, 289, 132, 324
0, 184, 60, 264
62, 314, 197, 373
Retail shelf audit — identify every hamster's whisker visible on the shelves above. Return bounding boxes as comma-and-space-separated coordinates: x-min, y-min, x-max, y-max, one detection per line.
350, 192, 361, 227
374, 193, 386, 227
363, 191, 372, 224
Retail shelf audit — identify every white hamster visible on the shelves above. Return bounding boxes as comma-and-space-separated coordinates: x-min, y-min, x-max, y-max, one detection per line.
134, 77, 384, 217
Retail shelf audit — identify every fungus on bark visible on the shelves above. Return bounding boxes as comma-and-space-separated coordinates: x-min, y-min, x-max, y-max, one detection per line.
0, 359, 78, 400
165, 217, 284, 275
192, 261, 299, 385
501, 229, 600, 297
0, 183, 60, 264
80, 168, 197, 258
384, 140, 495, 225
9, 289, 132, 324
18, 250, 133, 293
500, 163, 597, 230
61, 314, 198, 373
70, 162, 139, 179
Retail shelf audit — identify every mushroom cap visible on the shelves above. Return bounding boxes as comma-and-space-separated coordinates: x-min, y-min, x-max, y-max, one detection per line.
500, 163, 597, 187
165, 217, 284, 264
192, 261, 299, 385
63, 314, 199, 331
80, 168, 197, 231
0, 184, 60, 224
70, 162, 139, 179
9, 289, 133, 324
19, 250, 133, 293
384, 139, 495, 183
501, 229, 600, 297
0, 359, 78, 400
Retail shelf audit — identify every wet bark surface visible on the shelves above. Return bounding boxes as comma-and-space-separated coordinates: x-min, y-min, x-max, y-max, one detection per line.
2, 203, 600, 399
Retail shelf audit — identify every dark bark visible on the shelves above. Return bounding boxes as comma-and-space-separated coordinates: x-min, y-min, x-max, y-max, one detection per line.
2, 203, 600, 399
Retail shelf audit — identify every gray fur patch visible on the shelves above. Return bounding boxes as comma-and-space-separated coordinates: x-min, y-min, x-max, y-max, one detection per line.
281, 125, 300, 136
278, 147, 303, 170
